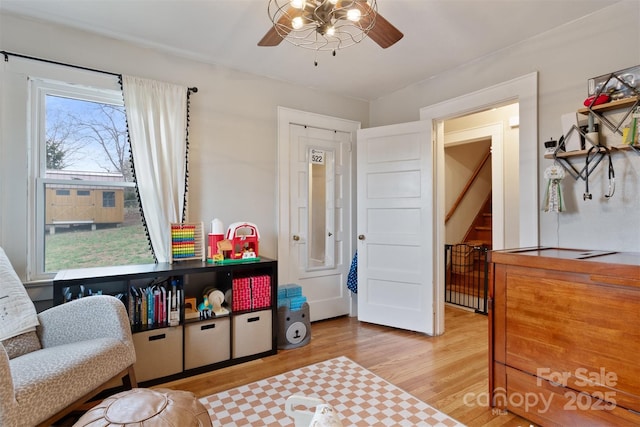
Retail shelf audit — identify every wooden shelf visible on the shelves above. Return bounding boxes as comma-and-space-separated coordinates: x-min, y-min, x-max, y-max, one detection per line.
577, 96, 639, 115
544, 144, 638, 159
546, 89, 640, 182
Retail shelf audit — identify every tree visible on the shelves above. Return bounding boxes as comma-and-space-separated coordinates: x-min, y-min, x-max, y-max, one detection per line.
45, 110, 81, 170
46, 139, 66, 170
46, 96, 131, 182
73, 104, 132, 182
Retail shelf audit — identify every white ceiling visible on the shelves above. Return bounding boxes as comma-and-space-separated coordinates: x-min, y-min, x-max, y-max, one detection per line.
1, 0, 620, 101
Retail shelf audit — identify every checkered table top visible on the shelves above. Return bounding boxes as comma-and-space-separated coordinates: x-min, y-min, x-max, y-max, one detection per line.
200, 356, 465, 426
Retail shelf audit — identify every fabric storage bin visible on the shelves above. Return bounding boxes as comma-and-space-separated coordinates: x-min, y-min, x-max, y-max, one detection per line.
232, 310, 272, 359
184, 317, 230, 370
132, 326, 183, 382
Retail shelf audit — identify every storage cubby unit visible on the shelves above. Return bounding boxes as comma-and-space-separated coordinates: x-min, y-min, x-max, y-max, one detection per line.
53, 257, 277, 386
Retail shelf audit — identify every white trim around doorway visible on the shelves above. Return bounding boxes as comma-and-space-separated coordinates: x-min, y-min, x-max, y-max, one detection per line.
419, 72, 539, 335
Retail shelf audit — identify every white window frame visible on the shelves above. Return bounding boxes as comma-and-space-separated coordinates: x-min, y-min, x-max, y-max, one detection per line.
30, 79, 135, 279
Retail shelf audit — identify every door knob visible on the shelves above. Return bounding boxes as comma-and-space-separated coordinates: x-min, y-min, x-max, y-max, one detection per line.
358, 234, 365, 240
292, 235, 300, 241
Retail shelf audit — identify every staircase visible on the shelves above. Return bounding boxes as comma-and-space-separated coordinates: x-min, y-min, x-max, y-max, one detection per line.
443, 152, 492, 314
462, 193, 492, 249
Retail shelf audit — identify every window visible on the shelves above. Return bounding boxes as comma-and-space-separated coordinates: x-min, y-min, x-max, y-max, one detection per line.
102, 191, 116, 208
32, 79, 154, 275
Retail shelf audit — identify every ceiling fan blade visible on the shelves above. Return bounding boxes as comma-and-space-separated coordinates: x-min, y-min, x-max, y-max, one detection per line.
258, 6, 300, 46
258, 26, 286, 46
368, 12, 403, 48
358, 3, 404, 49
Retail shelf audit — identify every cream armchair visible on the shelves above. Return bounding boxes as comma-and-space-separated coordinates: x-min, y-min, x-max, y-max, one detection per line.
0, 295, 137, 427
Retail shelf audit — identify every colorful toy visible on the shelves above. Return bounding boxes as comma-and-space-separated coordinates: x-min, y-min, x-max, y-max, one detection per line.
170, 222, 204, 263
207, 218, 225, 262
225, 222, 260, 260
184, 297, 199, 320
206, 289, 228, 316
196, 295, 215, 319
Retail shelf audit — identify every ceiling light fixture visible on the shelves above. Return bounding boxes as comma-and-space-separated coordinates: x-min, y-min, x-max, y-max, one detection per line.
260, 0, 379, 53
258, 0, 404, 66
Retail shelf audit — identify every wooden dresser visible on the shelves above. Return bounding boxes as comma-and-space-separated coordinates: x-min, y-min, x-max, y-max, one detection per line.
489, 247, 640, 426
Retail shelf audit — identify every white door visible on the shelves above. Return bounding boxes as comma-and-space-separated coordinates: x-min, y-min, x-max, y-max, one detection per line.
286, 124, 352, 321
356, 121, 435, 334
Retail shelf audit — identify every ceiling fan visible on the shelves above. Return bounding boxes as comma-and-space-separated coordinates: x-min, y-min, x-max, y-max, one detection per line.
258, 0, 403, 51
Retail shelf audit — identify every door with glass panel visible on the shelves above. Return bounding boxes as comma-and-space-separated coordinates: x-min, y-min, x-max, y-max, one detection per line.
288, 124, 351, 321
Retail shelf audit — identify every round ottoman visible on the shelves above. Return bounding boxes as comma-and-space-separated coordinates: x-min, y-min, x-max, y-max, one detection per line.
73, 388, 212, 426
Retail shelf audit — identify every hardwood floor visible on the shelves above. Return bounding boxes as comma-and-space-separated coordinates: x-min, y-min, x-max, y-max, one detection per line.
157, 305, 534, 426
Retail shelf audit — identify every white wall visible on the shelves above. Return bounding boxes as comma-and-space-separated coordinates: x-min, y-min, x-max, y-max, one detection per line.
0, 12, 369, 284
2, 1, 639, 289
444, 139, 492, 245
371, 1, 640, 252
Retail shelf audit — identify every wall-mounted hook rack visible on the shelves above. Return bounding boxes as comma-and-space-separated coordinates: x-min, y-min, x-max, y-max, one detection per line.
551, 124, 606, 181
545, 68, 640, 186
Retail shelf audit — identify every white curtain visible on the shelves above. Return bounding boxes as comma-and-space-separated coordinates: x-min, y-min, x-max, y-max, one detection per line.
122, 76, 188, 263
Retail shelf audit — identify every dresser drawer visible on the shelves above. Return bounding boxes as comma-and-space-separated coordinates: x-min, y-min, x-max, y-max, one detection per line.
505, 366, 640, 426
503, 267, 640, 412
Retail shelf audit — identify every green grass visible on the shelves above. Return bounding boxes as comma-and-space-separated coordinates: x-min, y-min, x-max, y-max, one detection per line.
45, 223, 155, 271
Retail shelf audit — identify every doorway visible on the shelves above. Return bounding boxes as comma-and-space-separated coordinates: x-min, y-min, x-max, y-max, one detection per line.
277, 107, 360, 322
442, 105, 518, 314
420, 72, 539, 334
443, 103, 519, 249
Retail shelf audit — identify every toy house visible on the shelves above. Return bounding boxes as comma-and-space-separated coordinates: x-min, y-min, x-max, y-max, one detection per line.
225, 222, 260, 260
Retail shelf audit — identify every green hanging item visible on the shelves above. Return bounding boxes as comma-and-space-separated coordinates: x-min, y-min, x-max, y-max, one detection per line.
543, 164, 566, 213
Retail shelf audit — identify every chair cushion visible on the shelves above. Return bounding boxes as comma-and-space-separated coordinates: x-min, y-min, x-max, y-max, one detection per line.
10, 337, 135, 427
1, 331, 41, 359
0, 247, 39, 342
